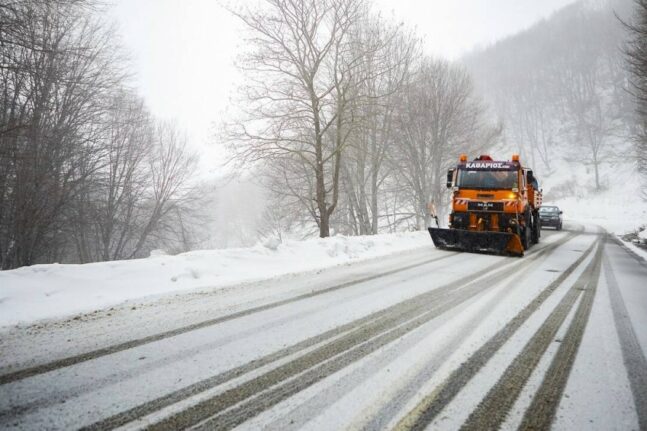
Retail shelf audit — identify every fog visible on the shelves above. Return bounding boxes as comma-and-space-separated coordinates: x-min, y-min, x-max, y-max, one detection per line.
108, 0, 578, 165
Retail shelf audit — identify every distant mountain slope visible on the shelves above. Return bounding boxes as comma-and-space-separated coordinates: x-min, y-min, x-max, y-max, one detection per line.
463, 0, 635, 198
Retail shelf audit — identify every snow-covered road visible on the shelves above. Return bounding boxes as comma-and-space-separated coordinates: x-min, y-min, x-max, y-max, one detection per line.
1, 224, 645, 430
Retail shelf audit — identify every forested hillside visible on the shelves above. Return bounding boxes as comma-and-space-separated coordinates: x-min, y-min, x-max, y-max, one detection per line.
464, 0, 637, 199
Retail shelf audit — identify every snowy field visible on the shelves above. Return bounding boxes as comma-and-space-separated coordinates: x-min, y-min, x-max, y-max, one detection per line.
545, 162, 647, 261
552, 197, 647, 261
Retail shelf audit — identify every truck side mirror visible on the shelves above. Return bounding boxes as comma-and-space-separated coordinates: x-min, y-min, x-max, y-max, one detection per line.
559, 211, 563, 214
446, 168, 455, 189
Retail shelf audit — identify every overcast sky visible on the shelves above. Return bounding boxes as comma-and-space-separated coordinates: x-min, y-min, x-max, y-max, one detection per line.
109, 0, 577, 166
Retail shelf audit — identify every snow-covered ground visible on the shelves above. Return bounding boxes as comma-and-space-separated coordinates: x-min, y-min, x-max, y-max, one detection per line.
551, 193, 647, 261
539, 158, 647, 260
551, 194, 646, 236
2, 178, 646, 331
0, 231, 429, 328
538, 156, 645, 230
1, 225, 644, 431
4, 150, 645, 331
2, 194, 646, 330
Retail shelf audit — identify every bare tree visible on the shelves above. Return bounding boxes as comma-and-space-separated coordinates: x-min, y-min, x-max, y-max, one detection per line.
126, 122, 198, 258
1, 1, 204, 268
340, 15, 418, 235
391, 59, 500, 229
226, 0, 376, 238
555, 30, 626, 191
69, 90, 153, 262
498, 66, 559, 172
0, 0, 125, 268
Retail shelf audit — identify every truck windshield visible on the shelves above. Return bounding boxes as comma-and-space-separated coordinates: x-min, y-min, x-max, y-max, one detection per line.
456, 170, 518, 189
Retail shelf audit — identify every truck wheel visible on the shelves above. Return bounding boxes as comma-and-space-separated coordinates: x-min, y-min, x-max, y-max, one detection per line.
531, 212, 540, 244
521, 209, 532, 250
522, 225, 530, 250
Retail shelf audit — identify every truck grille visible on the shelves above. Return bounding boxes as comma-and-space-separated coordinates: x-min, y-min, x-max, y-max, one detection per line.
467, 201, 504, 212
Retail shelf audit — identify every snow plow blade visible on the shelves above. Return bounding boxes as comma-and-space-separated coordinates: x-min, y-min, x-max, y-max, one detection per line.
428, 227, 524, 256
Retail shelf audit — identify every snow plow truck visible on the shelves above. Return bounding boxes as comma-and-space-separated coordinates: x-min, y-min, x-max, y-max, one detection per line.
429, 154, 542, 257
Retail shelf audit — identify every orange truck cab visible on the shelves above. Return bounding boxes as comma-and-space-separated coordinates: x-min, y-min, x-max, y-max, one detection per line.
429, 154, 542, 256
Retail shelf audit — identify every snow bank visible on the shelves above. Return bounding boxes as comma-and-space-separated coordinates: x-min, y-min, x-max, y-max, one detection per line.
550, 193, 647, 235
0, 231, 430, 328
537, 157, 647, 255
639, 229, 647, 241
546, 186, 647, 261
624, 227, 647, 262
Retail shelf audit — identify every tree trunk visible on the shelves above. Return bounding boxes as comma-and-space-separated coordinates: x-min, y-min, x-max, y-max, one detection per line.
319, 206, 331, 237
371, 168, 379, 234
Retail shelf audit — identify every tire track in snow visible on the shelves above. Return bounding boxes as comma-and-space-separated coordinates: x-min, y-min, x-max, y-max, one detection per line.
516, 238, 604, 430
4, 237, 564, 430
461, 238, 604, 430
128, 233, 577, 431
600, 249, 647, 431
0, 252, 459, 386
0, 233, 576, 431
162, 265, 531, 431
278, 248, 545, 431
1, 252, 463, 423
353, 233, 568, 431
392, 235, 598, 431
77, 253, 506, 431
133, 267, 515, 431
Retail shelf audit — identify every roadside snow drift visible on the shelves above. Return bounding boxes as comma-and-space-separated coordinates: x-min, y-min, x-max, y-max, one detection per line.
0, 232, 430, 328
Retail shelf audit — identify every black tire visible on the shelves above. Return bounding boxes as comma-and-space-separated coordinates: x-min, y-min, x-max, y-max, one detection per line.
521, 208, 532, 250
522, 225, 531, 250
531, 211, 540, 244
